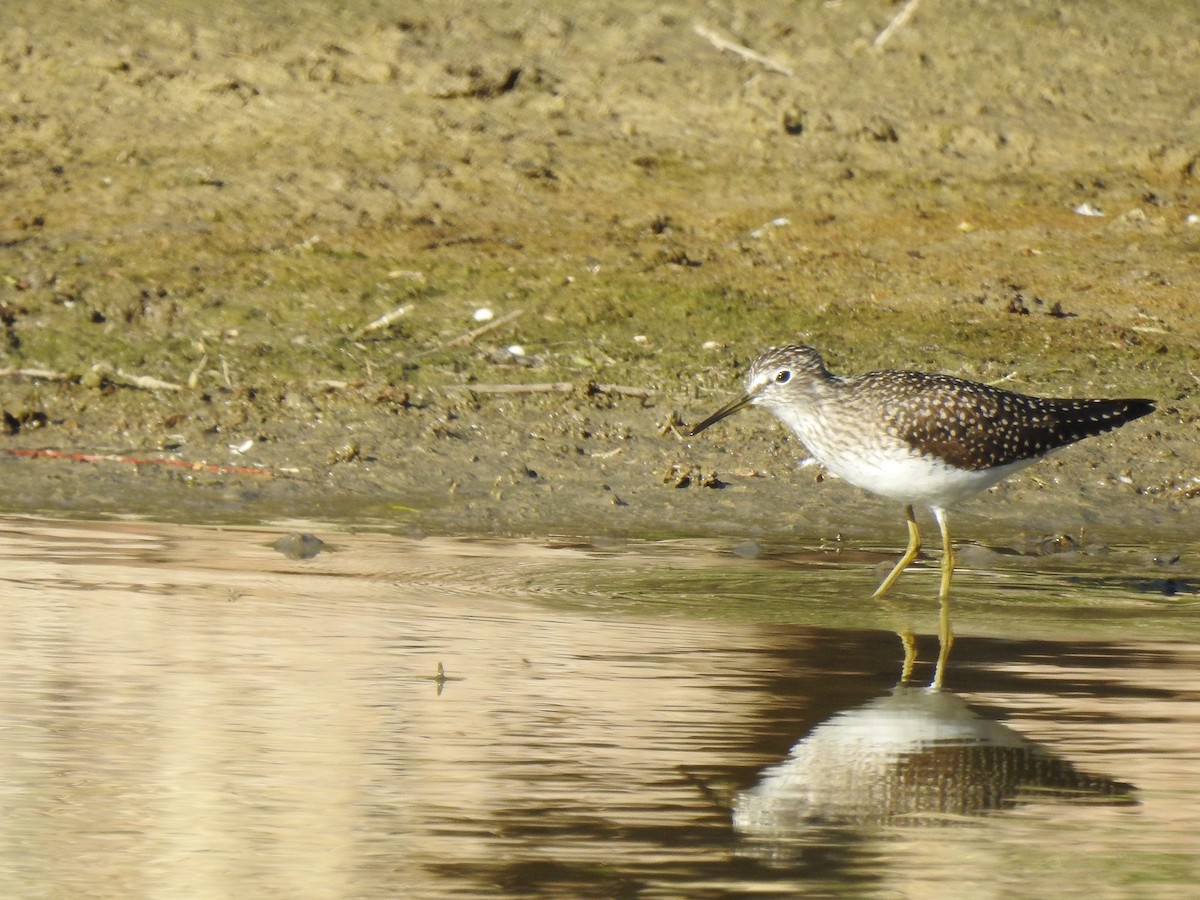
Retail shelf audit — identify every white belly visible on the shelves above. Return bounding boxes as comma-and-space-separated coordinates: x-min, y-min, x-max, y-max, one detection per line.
772, 403, 1038, 509
820, 445, 1036, 508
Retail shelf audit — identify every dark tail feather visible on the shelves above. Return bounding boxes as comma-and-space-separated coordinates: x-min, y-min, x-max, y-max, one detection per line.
1051, 397, 1155, 445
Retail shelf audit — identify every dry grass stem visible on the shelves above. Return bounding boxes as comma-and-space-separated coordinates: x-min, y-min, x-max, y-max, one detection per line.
873, 0, 923, 48
0, 367, 71, 382
356, 304, 414, 338
442, 308, 526, 349
694, 23, 793, 76
465, 382, 574, 395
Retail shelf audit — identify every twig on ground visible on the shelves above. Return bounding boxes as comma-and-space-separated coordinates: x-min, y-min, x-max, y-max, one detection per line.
356, 303, 414, 338
589, 383, 656, 399
694, 23, 793, 76
112, 368, 184, 391
90, 363, 184, 392
873, 0, 922, 48
465, 382, 574, 395
6, 447, 274, 476
441, 308, 525, 350
0, 367, 72, 382
657, 410, 688, 440
313, 379, 360, 390
187, 354, 207, 390
4, 364, 184, 391
448, 381, 657, 398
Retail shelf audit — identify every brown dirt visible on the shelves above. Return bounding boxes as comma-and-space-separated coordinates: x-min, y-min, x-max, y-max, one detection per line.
1, 0, 1197, 546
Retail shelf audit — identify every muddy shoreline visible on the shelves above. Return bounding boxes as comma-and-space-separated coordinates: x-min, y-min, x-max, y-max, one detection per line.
1, 0, 1197, 544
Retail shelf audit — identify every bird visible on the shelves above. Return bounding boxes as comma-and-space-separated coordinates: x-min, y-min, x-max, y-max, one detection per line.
690, 345, 1155, 603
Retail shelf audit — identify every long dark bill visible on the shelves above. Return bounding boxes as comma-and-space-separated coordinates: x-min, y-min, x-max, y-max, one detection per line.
690, 393, 754, 436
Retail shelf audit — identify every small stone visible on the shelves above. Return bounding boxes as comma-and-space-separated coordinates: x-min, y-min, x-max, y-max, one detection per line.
273, 532, 327, 560
732, 540, 762, 559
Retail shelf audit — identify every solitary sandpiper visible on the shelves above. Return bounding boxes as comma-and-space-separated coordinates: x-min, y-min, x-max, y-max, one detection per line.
691, 345, 1155, 601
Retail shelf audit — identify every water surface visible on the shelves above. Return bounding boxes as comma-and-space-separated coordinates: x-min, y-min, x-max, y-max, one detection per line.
1, 517, 1197, 898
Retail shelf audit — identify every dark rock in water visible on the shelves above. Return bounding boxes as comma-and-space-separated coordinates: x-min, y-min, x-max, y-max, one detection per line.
273, 532, 327, 560
732, 540, 763, 560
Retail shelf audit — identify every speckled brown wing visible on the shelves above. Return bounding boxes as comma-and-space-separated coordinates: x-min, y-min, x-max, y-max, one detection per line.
857, 371, 1155, 472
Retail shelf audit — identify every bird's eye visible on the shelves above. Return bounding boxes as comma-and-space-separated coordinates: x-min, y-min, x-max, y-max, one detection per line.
775, 370, 792, 384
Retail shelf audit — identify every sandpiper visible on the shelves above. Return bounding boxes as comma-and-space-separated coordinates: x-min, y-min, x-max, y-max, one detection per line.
691, 345, 1155, 600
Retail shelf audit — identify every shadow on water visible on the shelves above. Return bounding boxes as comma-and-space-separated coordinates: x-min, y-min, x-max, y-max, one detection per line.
0, 518, 1197, 897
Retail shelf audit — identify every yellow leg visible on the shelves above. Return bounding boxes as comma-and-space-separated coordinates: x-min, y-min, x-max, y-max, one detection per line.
898, 630, 917, 684
934, 506, 955, 601
931, 507, 955, 691
872, 504, 921, 598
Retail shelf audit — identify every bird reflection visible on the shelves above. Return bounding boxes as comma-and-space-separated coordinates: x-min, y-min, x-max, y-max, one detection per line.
735, 683, 1136, 838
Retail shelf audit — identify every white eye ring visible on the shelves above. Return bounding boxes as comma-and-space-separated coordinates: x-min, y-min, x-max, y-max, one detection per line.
775, 370, 792, 384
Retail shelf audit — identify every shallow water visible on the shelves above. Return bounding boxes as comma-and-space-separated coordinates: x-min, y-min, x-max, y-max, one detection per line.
1, 516, 1198, 899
